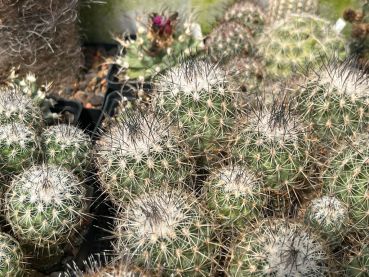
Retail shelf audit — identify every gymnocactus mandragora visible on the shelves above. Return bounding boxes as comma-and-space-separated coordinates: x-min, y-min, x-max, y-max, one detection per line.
0, 232, 26, 276
42, 124, 92, 173
258, 14, 346, 79
0, 123, 39, 174
226, 219, 332, 276
344, 244, 369, 277
232, 98, 312, 195
154, 59, 238, 157
95, 110, 194, 205
113, 187, 219, 276
322, 134, 369, 232
203, 162, 266, 227
115, 10, 204, 82
297, 58, 369, 142
304, 196, 349, 243
267, 0, 318, 24
4, 164, 90, 248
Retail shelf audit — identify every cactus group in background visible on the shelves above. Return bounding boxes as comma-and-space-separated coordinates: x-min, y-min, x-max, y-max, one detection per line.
116, 10, 204, 81
267, 0, 319, 23
0, 232, 25, 276
227, 220, 331, 276
258, 14, 346, 79
113, 188, 218, 276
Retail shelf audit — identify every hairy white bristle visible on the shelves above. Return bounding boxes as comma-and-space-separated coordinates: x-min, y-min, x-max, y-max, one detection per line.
43, 124, 89, 147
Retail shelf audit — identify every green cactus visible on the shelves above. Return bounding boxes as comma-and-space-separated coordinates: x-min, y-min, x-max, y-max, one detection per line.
322, 134, 369, 232
258, 14, 346, 79
154, 59, 238, 157
298, 58, 369, 142
4, 164, 89, 248
95, 110, 193, 205
0, 232, 25, 277
0, 123, 39, 174
304, 196, 349, 243
267, 0, 318, 23
345, 244, 369, 277
226, 219, 331, 276
113, 187, 218, 276
203, 162, 266, 226
42, 124, 92, 173
115, 11, 204, 81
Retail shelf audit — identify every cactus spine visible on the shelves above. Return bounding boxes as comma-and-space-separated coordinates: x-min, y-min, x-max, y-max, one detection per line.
345, 244, 369, 277
0, 232, 25, 276
267, 0, 319, 23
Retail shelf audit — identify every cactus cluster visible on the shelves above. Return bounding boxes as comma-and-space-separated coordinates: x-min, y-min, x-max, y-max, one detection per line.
267, 0, 319, 23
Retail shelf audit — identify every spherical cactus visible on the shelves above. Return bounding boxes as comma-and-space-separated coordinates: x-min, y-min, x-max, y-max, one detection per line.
226, 219, 332, 276
4, 164, 89, 248
42, 124, 91, 173
95, 110, 193, 205
113, 188, 218, 276
267, 0, 318, 24
203, 162, 266, 227
304, 196, 349, 243
232, 99, 311, 195
0, 232, 25, 276
0, 123, 39, 174
298, 58, 369, 142
0, 85, 42, 127
258, 14, 346, 79
322, 134, 369, 232
345, 244, 369, 277
154, 59, 238, 157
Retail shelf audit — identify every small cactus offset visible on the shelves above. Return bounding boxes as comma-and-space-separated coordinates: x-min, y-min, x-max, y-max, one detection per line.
0, 232, 25, 276
154, 59, 238, 157
4, 164, 89, 248
116, 10, 204, 81
113, 187, 218, 276
226, 219, 332, 276
298, 58, 369, 142
267, 0, 319, 23
95, 110, 193, 205
0, 123, 39, 174
42, 124, 92, 173
344, 243, 369, 277
258, 14, 346, 79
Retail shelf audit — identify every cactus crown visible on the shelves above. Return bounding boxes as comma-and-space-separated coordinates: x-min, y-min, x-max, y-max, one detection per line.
0, 123, 35, 146
43, 124, 90, 147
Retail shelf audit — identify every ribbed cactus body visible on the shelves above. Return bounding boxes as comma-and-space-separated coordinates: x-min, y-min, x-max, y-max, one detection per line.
224, 1, 264, 32
155, 60, 237, 156
0, 232, 25, 277
0, 123, 38, 173
345, 244, 369, 277
227, 220, 331, 276
42, 124, 91, 173
95, 111, 193, 204
258, 14, 346, 79
5, 164, 89, 248
267, 0, 318, 23
113, 188, 217, 276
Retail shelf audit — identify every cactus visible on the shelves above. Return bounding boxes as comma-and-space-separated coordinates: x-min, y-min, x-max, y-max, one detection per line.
115, 10, 204, 81
345, 244, 369, 277
113, 187, 218, 276
322, 134, 369, 232
304, 196, 349, 243
0, 123, 39, 174
0, 232, 25, 277
154, 59, 238, 157
267, 0, 319, 23
298, 58, 369, 142
203, 162, 266, 226
4, 164, 89, 248
42, 124, 91, 173
95, 110, 193, 205
258, 14, 346, 79
227, 219, 331, 276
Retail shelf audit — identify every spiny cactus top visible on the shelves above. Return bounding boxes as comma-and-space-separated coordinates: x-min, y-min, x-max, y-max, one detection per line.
95, 111, 193, 205
42, 124, 91, 173
5, 164, 89, 248
227, 220, 331, 276
0, 123, 39, 173
258, 14, 346, 79
267, 0, 318, 24
0, 85, 42, 127
0, 232, 25, 277
113, 188, 217, 276
344, 244, 369, 277
204, 163, 266, 226
298, 58, 369, 141
154, 59, 238, 156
